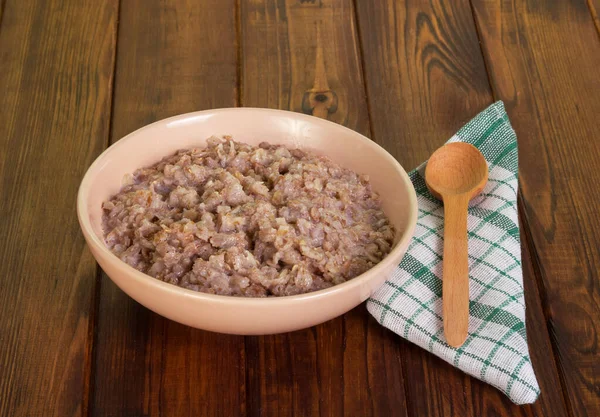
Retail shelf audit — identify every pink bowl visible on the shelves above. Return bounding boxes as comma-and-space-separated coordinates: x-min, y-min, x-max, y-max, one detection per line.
77, 108, 417, 335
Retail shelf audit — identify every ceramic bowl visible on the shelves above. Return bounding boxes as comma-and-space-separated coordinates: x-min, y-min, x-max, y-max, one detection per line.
77, 108, 417, 335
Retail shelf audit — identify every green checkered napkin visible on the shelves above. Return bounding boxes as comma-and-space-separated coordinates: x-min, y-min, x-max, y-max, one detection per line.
367, 101, 539, 404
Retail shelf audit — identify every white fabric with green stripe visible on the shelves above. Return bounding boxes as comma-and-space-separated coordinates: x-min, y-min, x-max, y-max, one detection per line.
368, 101, 539, 404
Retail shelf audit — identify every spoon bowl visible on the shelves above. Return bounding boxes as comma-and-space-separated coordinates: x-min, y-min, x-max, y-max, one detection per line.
426, 142, 488, 198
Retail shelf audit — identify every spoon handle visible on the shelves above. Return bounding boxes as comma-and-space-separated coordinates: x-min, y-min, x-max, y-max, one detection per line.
442, 194, 470, 347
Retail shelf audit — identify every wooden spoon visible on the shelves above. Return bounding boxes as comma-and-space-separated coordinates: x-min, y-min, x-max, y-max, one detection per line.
425, 143, 488, 347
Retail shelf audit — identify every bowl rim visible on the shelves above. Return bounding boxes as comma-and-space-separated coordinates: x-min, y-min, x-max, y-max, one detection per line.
77, 107, 418, 306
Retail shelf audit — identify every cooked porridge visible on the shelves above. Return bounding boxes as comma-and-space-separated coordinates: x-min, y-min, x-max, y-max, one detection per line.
102, 136, 394, 297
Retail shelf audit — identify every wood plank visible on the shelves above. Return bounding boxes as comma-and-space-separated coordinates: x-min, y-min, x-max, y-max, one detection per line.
90, 1, 243, 416
471, 1, 600, 415
240, 1, 408, 415
0, 1, 118, 416
355, 0, 569, 416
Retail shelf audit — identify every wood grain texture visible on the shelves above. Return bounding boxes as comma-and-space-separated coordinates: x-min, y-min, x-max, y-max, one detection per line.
240, 1, 408, 416
355, 0, 493, 167
355, 0, 569, 416
241, 0, 369, 132
90, 1, 243, 416
471, 1, 600, 415
0, 0, 118, 416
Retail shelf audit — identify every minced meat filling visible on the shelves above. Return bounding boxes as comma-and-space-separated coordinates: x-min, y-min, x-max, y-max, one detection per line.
102, 136, 394, 297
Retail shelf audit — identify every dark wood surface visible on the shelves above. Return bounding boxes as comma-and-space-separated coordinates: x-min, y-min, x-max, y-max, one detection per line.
471, 2, 600, 416
0, 1, 118, 416
0, 1, 598, 416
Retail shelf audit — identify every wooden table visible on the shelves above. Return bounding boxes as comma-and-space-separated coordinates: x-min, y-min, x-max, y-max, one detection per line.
1, 1, 599, 416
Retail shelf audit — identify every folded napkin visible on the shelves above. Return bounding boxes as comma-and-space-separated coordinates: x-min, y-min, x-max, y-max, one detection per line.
367, 101, 539, 404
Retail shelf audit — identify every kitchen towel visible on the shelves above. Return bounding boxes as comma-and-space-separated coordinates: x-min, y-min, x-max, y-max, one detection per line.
368, 101, 539, 404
